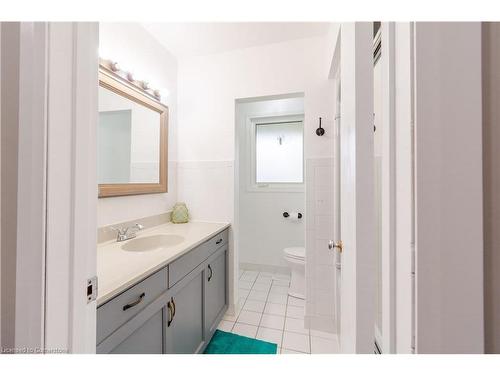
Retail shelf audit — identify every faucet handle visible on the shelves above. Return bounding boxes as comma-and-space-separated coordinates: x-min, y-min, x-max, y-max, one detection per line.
110, 223, 143, 242
110, 226, 128, 235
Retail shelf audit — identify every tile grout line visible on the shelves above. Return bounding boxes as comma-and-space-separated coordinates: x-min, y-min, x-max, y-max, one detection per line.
255, 272, 275, 338
223, 270, 247, 332
238, 272, 288, 345
229, 270, 249, 331
229, 269, 253, 330
232, 269, 333, 353
233, 269, 259, 333
232, 269, 310, 352
280, 291, 289, 354
309, 323, 312, 354
233, 270, 281, 335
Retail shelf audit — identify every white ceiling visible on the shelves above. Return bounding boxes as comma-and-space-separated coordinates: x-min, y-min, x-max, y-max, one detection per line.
141, 22, 331, 59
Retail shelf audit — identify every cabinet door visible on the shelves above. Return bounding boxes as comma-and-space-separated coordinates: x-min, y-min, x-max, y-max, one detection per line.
205, 246, 228, 338
109, 308, 164, 354
165, 269, 205, 354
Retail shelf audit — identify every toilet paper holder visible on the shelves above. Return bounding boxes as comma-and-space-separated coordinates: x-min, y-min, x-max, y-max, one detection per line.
283, 212, 303, 219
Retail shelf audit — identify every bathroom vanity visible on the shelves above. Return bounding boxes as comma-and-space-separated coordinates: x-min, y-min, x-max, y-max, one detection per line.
96, 222, 229, 354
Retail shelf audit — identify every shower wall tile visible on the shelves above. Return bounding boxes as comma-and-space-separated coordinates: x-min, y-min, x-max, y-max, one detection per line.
305, 157, 337, 334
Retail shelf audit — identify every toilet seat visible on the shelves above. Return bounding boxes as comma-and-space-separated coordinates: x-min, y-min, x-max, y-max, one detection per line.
283, 247, 305, 261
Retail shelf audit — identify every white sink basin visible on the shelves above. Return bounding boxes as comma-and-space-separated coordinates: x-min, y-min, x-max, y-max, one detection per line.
121, 234, 185, 252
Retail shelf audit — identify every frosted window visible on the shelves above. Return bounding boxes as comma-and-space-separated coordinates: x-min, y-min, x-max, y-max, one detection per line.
255, 122, 303, 183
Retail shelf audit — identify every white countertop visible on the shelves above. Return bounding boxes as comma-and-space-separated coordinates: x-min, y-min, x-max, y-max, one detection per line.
97, 221, 230, 305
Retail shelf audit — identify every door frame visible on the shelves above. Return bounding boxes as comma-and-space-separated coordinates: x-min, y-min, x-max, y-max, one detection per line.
413, 21, 484, 354
45, 22, 99, 354
8, 22, 98, 353
379, 22, 397, 354
329, 22, 376, 353
9, 22, 49, 352
333, 22, 397, 354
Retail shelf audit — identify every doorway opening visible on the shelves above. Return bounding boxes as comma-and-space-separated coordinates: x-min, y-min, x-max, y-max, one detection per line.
232, 93, 306, 343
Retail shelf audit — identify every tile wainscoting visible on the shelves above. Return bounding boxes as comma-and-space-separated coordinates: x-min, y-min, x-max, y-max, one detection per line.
305, 157, 337, 334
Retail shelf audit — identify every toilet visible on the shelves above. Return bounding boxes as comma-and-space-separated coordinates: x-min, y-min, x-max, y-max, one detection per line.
283, 247, 306, 299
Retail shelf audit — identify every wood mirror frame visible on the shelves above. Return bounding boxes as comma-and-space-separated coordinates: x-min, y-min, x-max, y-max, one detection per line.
98, 65, 168, 198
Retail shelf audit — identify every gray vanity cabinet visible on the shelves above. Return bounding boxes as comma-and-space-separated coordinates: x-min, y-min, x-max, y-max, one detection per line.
164, 266, 205, 354
204, 245, 228, 338
96, 228, 229, 354
96, 292, 169, 354
109, 309, 164, 354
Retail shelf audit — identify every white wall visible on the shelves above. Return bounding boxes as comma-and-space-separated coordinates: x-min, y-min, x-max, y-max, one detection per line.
98, 23, 178, 227
236, 97, 305, 270
414, 22, 484, 353
177, 35, 334, 221
177, 33, 335, 320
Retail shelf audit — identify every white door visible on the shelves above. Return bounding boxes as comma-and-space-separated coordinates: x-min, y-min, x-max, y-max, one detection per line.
3, 22, 98, 353
331, 22, 376, 354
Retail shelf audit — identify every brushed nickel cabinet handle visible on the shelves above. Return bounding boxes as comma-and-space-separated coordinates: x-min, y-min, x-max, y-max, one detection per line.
208, 264, 213, 282
122, 292, 145, 311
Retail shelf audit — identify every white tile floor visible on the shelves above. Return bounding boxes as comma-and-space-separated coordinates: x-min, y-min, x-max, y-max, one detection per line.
217, 269, 340, 354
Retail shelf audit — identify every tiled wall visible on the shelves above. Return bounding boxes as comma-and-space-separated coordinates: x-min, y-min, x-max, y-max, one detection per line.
305, 157, 336, 333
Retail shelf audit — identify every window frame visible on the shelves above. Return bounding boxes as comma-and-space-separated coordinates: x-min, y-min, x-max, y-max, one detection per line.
246, 113, 305, 193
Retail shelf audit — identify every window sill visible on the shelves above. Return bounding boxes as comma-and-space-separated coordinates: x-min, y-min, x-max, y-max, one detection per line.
246, 184, 304, 193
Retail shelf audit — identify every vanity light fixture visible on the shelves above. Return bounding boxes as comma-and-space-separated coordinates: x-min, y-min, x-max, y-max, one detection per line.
126, 71, 135, 82
99, 57, 162, 101
110, 61, 120, 72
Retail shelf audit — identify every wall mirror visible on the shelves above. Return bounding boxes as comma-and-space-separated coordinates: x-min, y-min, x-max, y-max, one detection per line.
98, 65, 168, 197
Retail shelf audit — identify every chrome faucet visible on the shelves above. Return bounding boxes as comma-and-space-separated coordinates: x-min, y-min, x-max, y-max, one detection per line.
111, 223, 144, 242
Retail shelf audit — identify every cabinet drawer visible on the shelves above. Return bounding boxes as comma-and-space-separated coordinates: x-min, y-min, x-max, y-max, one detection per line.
203, 229, 228, 253
97, 267, 168, 345
169, 229, 228, 288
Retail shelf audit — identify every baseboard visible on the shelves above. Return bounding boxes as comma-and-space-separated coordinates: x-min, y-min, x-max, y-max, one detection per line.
305, 314, 337, 334
240, 262, 290, 275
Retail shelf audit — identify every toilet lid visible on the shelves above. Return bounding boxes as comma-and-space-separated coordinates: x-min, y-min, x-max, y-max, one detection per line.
284, 247, 305, 259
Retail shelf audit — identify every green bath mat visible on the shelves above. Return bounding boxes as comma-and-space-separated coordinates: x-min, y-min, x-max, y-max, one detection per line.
203, 330, 277, 354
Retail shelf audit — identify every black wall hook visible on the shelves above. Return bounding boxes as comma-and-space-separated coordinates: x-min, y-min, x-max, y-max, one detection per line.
316, 117, 325, 136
